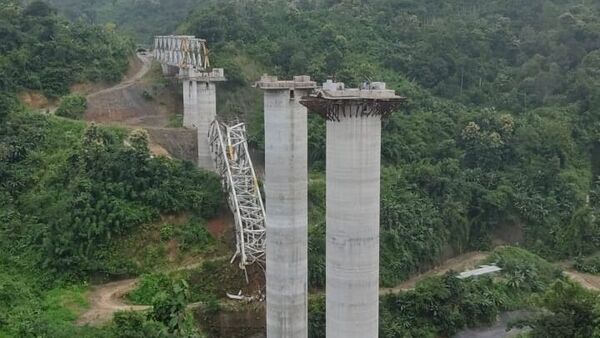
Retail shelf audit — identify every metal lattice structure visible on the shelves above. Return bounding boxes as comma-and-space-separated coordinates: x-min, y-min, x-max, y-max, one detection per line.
153, 35, 210, 70
209, 120, 266, 272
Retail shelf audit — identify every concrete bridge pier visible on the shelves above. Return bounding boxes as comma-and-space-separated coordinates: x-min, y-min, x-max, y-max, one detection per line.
161, 64, 179, 77
257, 75, 316, 338
196, 80, 217, 170
182, 79, 199, 128
180, 68, 226, 171
300, 81, 404, 338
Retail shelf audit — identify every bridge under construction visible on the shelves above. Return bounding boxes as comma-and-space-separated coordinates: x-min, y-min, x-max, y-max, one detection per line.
153, 35, 406, 338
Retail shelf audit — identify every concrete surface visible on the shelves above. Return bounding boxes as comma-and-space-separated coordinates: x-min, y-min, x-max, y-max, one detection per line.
260, 75, 316, 338
326, 113, 382, 338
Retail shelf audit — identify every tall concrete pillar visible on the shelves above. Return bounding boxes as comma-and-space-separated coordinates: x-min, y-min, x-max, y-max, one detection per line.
301, 81, 404, 338
257, 75, 316, 338
196, 80, 217, 170
179, 68, 226, 171
161, 64, 179, 77
182, 80, 199, 128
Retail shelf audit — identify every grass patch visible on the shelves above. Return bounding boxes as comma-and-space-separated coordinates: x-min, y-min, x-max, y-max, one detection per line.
101, 217, 219, 277
167, 113, 183, 128
127, 273, 172, 305
42, 285, 90, 322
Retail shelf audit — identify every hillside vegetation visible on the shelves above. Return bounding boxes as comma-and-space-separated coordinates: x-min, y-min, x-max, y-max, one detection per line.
174, 0, 600, 287
44, 0, 201, 43
3, 0, 600, 337
0, 0, 132, 115
0, 2, 224, 337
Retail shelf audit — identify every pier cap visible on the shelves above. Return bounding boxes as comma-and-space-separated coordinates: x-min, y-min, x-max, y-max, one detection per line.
300, 80, 406, 121
179, 68, 227, 82
255, 74, 317, 90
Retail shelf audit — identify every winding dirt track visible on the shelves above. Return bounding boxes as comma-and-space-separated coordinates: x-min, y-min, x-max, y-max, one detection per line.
564, 270, 600, 290
77, 250, 600, 326
76, 258, 220, 326
76, 279, 150, 326
86, 53, 153, 100
75, 53, 600, 328
380, 251, 490, 295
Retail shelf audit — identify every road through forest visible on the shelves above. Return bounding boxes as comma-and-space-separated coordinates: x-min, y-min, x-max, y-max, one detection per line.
86, 53, 153, 100
75, 55, 600, 329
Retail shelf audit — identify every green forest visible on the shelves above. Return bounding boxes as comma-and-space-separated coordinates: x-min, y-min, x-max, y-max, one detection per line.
3, 0, 600, 337
182, 0, 600, 287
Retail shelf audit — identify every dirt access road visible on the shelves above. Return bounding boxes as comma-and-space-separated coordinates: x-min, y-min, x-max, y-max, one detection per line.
76, 279, 150, 326
85, 52, 171, 127
76, 260, 212, 326
79, 253, 490, 326
87, 53, 153, 100
75, 54, 207, 326
77, 249, 600, 326
564, 270, 600, 290
84, 53, 198, 162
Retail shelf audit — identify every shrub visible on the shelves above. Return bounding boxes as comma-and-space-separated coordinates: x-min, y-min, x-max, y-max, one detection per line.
160, 224, 175, 241
149, 280, 199, 336
127, 273, 172, 305
380, 273, 505, 337
112, 311, 169, 338
186, 258, 246, 301
0, 93, 18, 120
308, 295, 325, 338
175, 219, 214, 252
487, 246, 562, 289
56, 94, 87, 119
518, 280, 600, 338
574, 255, 600, 274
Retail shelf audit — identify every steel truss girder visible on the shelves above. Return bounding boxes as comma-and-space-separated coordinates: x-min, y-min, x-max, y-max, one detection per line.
153, 35, 211, 70
209, 120, 266, 271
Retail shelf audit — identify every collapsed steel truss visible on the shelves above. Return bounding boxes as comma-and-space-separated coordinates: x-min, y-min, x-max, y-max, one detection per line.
209, 120, 266, 272
154, 35, 210, 70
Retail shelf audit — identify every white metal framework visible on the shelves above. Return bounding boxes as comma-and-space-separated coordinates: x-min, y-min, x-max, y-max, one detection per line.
209, 120, 266, 272
153, 35, 210, 70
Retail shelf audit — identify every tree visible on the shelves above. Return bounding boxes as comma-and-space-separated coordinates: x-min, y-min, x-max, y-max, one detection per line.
55, 94, 87, 119
522, 280, 600, 338
149, 280, 201, 337
23, 1, 55, 17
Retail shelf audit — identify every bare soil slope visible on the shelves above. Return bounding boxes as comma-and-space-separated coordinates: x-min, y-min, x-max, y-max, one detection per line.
146, 127, 198, 164
76, 279, 150, 326
85, 54, 180, 127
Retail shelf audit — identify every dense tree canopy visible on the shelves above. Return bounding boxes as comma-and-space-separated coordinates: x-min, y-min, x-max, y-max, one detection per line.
0, 0, 132, 99
45, 0, 202, 43
4, 0, 600, 336
175, 0, 600, 287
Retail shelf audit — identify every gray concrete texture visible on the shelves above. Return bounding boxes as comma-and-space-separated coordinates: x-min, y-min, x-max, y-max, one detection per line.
297, 80, 403, 338
182, 80, 199, 128
258, 75, 316, 338
326, 112, 382, 338
196, 81, 217, 170
179, 68, 226, 171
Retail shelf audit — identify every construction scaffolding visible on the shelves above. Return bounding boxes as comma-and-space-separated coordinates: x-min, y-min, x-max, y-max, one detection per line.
209, 120, 266, 277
